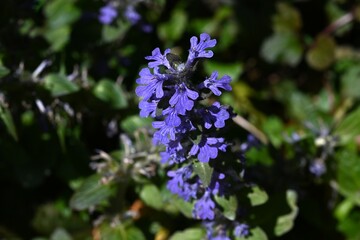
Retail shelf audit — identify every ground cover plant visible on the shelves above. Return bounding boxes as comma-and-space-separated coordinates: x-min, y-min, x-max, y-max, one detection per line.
1, 0, 360, 239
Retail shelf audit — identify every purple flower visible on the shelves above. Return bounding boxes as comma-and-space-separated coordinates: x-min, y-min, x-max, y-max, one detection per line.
200, 71, 232, 96
124, 5, 141, 25
135, 67, 167, 101
193, 190, 215, 220
187, 33, 217, 66
139, 100, 158, 118
234, 223, 250, 237
99, 5, 118, 25
145, 48, 171, 69
152, 121, 177, 144
169, 83, 199, 115
167, 166, 198, 200
309, 160, 326, 176
189, 137, 227, 163
163, 107, 182, 127
209, 172, 226, 195
200, 102, 230, 129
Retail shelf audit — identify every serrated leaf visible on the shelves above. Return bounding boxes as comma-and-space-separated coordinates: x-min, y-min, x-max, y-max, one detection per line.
93, 79, 128, 109
120, 115, 153, 134
140, 184, 163, 210
169, 228, 204, 240
0, 105, 18, 141
334, 106, 360, 145
214, 195, 238, 220
193, 162, 213, 187
44, 73, 79, 97
70, 175, 113, 210
274, 190, 298, 236
248, 186, 269, 206
306, 34, 336, 70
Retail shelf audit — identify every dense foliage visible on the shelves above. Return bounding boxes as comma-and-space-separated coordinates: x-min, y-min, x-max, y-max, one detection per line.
1, 0, 360, 239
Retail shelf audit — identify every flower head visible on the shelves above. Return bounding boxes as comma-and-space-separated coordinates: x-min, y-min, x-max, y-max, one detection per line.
187, 33, 217, 66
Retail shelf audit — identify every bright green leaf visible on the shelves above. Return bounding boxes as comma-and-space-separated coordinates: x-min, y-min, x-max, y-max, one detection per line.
214, 195, 238, 220
248, 186, 269, 206
274, 190, 298, 236
169, 228, 204, 240
127, 227, 146, 240
140, 184, 163, 210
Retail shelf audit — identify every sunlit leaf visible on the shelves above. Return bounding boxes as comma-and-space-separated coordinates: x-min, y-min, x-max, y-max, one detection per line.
214, 195, 238, 220
274, 190, 298, 236
193, 161, 213, 187
248, 186, 269, 206
140, 184, 163, 210
93, 79, 128, 109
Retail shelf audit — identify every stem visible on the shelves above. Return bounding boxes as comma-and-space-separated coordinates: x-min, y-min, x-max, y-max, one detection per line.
232, 115, 269, 145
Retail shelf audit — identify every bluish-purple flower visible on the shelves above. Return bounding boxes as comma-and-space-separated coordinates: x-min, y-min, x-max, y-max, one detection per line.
167, 166, 198, 201
200, 71, 232, 96
169, 83, 199, 115
189, 137, 227, 163
145, 48, 171, 69
193, 190, 215, 220
139, 100, 158, 118
99, 5, 118, 25
200, 102, 230, 129
135, 67, 167, 100
187, 33, 217, 66
124, 5, 141, 25
234, 223, 250, 237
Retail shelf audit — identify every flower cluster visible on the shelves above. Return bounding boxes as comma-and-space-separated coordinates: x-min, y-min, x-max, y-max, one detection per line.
98, 2, 152, 32
136, 33, 249, 239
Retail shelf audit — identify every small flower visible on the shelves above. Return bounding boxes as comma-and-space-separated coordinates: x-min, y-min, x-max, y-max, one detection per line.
139, 100, 158, 118
169, 83, 199, 115
124, 5, 141, 25
187, 33, 217, 66
200, 102, 230, 129
99, 5, 118, 25
189, 137, 227, 163
135, 67, 167, 100
152, 121, 177, 144
200, 71, 232, 96
234, 223, 250, 238
145, 48, 171, 69
193, 190, 215, 220
167, 166, 198, 200
309, 160, 326, 176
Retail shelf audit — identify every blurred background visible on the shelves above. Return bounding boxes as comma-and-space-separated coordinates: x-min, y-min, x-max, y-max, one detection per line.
1, 0, 360, 239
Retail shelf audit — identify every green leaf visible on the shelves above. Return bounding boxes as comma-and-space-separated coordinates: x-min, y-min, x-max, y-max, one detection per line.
341, 65, 360, 99
262, 116, 284, 148
0, 105, 18, 141
335, 198, 356, 221
102, 22, 130, 43
237, 227, 268, 240
44, 26, 71, 52
261, 32, 302, 66
50, 228, 72, 240
337, 211, 360, 240
0, 64, 10, 78
245, 147, 273, 166
273, 2, 302, 33
140, 184, 163, 210
334, 106, 360, 145
203, 61, 243, 81
214, 195, 238, 220
93, 79, 128, 109
248, 186, 269, 206
306, 34, 336, 70
171, 195, 194, 218
98, 222, 126, 240
126, 227, 146, 240
70, 175, 114, 210
120, 116, 153, 134
44, 73, 79, 97
274, 190, 299, 236
169, 228, 204, 240
158, 8, 187, 43
193, 161, 213, 187
336, 149, 360, 205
